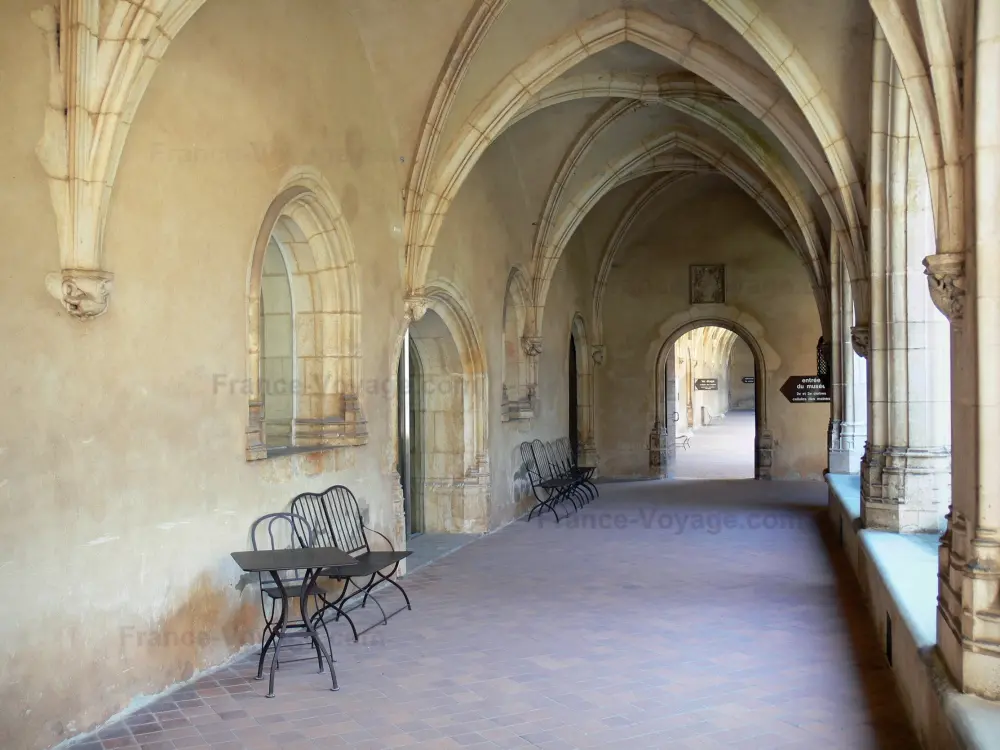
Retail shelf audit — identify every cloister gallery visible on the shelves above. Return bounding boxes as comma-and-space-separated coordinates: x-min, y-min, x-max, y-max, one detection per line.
1, 0, 999, 748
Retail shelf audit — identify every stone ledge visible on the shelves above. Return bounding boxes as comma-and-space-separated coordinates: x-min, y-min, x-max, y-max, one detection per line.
826, 473, 1000, 750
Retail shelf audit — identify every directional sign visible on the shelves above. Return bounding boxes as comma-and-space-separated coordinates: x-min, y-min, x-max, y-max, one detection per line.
741, 376, 755, 384
694, 378, 718, 391
780, 375, 830, 403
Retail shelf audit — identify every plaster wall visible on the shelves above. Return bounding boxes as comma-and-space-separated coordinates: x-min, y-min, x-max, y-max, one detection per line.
0, 1, 591, 747
596, 174, 826, 479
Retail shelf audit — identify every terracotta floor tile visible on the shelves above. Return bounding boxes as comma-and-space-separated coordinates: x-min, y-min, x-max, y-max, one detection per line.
71, 479, 918, 750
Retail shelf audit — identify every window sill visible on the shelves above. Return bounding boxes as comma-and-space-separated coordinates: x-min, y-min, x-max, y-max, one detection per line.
246, 435, 368, 462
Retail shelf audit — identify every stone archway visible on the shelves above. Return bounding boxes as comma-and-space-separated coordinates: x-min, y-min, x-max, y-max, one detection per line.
648, 307, 781, 479
391, 280, 491, 535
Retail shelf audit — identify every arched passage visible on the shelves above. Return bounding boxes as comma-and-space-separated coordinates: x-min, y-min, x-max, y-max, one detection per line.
651, 315, 775, 480
393, 280, 491, 535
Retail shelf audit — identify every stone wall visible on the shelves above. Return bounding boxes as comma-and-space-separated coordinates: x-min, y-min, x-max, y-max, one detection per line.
0, 2, 585, 747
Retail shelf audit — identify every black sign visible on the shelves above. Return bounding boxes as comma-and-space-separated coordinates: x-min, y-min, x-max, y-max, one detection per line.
780, 375, 830, 403
694, 378, 718, 391
741, 376, 755, 384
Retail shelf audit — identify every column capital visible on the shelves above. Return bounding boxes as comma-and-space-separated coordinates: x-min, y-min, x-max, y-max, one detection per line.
923, 252, 966, 322
403, 293, 431, 322
850, 325, 870, 359
45, 269, 114, 320
521, 336, 543, 357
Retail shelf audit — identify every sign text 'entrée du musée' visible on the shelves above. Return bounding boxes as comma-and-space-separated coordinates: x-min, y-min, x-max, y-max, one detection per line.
780, 376, 830, 403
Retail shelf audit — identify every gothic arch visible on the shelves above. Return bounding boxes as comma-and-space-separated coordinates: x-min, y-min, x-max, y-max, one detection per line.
510, 72, 868, 323
530, 129, 827, 339
245, 167, 365, 458
869, 1, 963, 259
420, 278, 491, 485
407, 7, 866, 306
649, 307, 781, 479
34, 0, 210, 317
501, 266, 534, 420
592, 174, 694, 345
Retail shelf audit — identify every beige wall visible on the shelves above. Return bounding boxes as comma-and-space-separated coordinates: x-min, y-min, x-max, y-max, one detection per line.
596, 174, 827, 479
0, 2, 587, 748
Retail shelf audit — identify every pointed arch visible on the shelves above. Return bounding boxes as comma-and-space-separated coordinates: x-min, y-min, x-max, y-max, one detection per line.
501, 266, 534, 420
592, 173, 695, 344
511, 72, 866, 322
407, 8, 865, 312
869, 1, 963, 257
420, 278, 490, 477
531, 129, 827, 340
245, 166, 365, 458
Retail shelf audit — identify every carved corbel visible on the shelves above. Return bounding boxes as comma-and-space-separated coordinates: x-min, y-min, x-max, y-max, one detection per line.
850, 325, 870, 359
592, 345, 606, 365
923, 253, 965, 322
403, 294, 431, 323
521, 336, 543, 357
45, 270, 114, 319
33, 2, 120, 320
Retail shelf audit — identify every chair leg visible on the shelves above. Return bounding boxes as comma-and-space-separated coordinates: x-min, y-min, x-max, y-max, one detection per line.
376, 567, 412, 611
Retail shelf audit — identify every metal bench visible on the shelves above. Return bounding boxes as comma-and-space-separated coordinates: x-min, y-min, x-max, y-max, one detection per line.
520, 440, 580, 522
552, 437, 599, 501
675, 434, 691, 450
290, 485, 412, 641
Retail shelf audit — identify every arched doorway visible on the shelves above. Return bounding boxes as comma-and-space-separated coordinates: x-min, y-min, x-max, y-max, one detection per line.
652, 318, 773, 480
397, 331, 425, 539
569, 334, 578, 459
393, 281, 491, 537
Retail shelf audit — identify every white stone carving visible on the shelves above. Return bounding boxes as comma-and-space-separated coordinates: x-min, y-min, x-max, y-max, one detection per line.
923, 253, 965, 322
592, 345, 605, 365
45, 270, 114, 320
521, 336, 543, 357
403, 295, 431, 323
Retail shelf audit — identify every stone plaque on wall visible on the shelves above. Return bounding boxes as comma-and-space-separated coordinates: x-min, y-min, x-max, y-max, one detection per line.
690, 264, 725, 304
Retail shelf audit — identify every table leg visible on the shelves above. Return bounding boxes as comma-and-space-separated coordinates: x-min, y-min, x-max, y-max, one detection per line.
300, 567, 339, 691
265, 571, 289, 698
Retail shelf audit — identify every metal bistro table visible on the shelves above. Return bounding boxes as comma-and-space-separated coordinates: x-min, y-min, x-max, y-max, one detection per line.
231, 547, 357, 697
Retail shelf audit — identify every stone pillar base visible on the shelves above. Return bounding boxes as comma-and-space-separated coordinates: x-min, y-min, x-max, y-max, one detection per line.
649, 423, 669, 478
756, 428, 773, 480
939, 608, 1000, 700
861, 445, 950, 532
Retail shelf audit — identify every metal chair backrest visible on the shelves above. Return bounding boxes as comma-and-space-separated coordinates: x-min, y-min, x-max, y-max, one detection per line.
249, 512, 315, 585
531, 439, 559, 481
290, 485, 368, 556
558, 437, 578, 468
552, 438, 572, 471
520, 441, 544, 486
543, 440, 570, 476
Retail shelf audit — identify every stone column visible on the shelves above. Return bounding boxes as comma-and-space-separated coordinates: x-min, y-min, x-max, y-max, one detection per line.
937, 2, 1000, 699
863, 54, 951, 532
830, 241, 868, 474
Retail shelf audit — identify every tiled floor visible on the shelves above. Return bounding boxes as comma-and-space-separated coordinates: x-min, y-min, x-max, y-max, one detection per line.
70, 479, 919, 749
404, 533, 481, 575
675, 410, 756, 479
